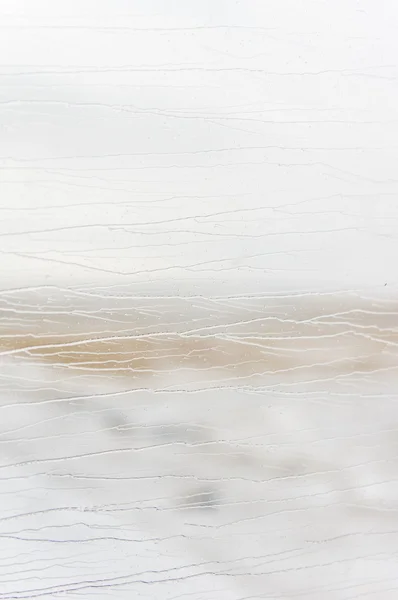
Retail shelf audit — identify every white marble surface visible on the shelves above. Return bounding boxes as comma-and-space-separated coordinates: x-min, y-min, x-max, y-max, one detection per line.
1, 357, 398, 599
0, 0, 398, 292
1, 2, 398, 599
1, 291, 398, 599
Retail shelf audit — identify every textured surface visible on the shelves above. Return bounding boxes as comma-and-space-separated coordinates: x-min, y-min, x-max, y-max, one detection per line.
1, 291, 398, 599
1, 1, 398, 599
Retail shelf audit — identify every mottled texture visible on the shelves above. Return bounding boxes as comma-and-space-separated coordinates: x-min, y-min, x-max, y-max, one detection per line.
1, 292, 398, 598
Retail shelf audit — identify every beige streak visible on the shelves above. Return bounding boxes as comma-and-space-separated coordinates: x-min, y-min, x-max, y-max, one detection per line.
1, 293, 397, 381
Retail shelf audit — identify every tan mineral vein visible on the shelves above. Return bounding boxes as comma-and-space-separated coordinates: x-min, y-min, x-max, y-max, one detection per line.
1, 294, 397, 379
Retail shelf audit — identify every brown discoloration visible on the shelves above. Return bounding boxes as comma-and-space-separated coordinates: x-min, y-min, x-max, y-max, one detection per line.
0, 294, 397, 379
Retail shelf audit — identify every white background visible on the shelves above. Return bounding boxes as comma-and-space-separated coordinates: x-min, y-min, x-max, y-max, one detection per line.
0, 0, 398, 293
